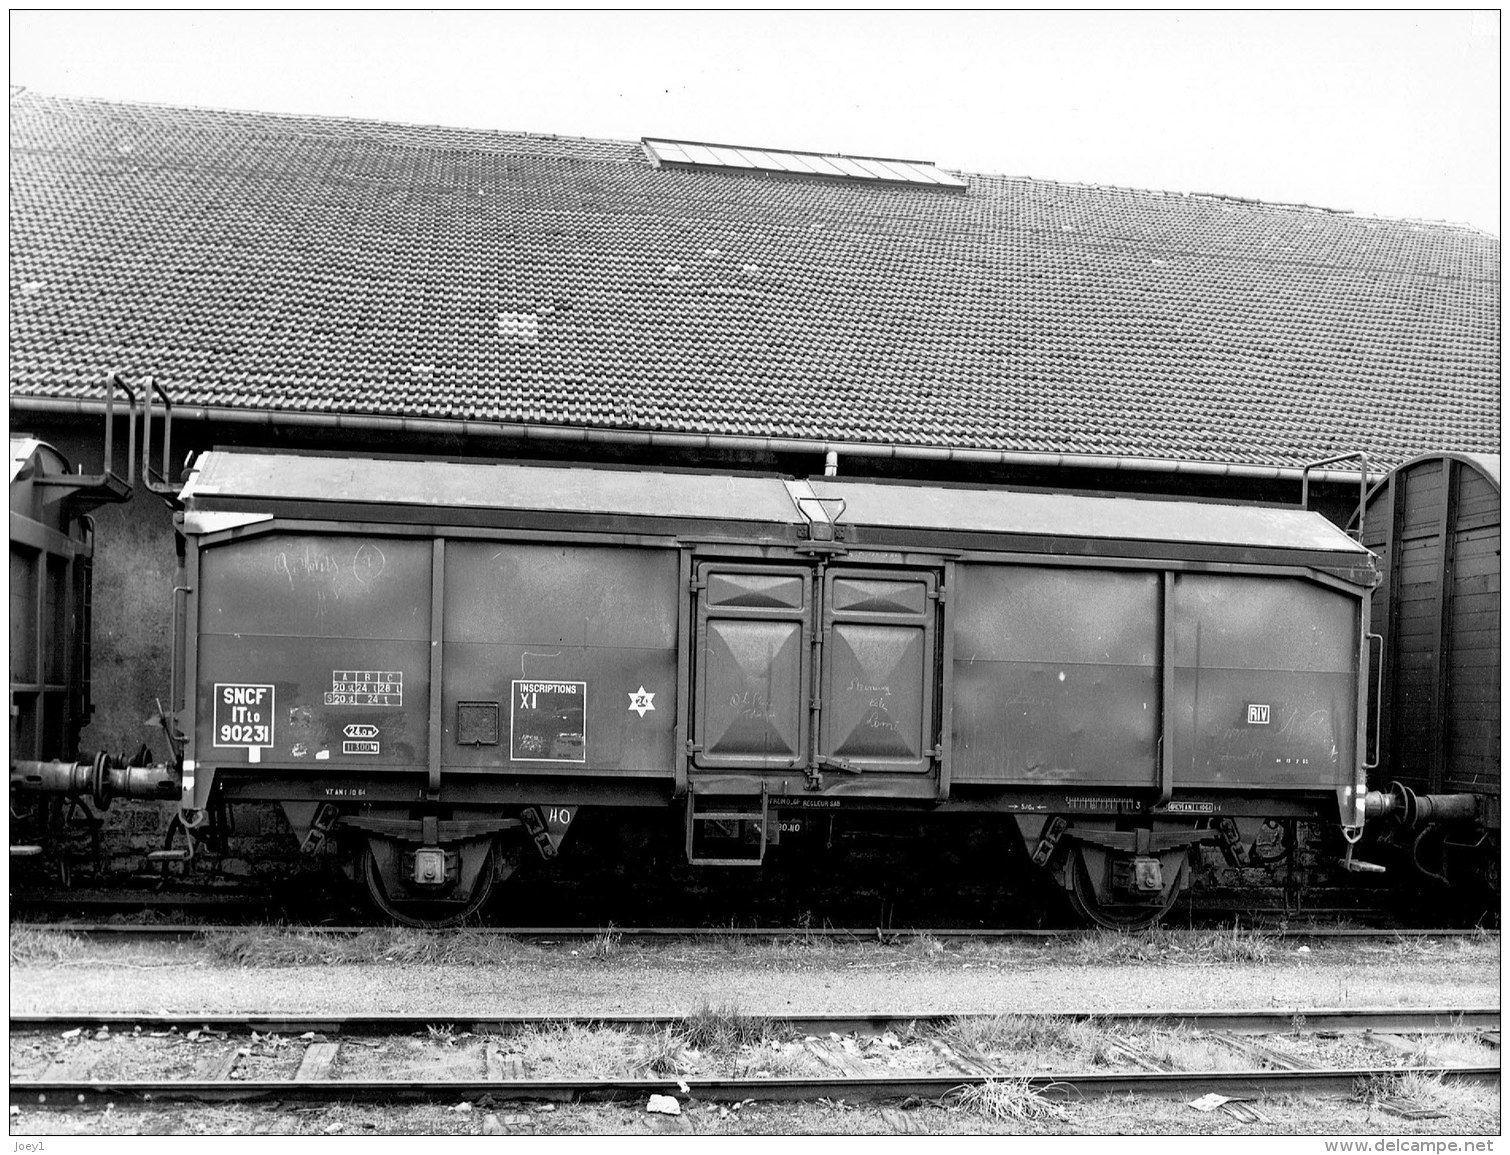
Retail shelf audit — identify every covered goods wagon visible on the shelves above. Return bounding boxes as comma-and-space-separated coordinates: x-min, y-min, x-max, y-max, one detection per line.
160, 449, 1382, 926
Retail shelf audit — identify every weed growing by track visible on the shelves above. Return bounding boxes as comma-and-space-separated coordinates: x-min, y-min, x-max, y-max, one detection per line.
1350, 1068, 1482, 1120
503, 1021, 640, 1079
8, 925, 86, 966
200, 926, 532, 967
680, 1000, 788, 1050
933, 1014, 1148, 1072
1190, 920, 1278, 963
940, 1012, 1071, 1054
487, 1005, 793, 1080
1353, 1057, 1495, 1121
1353, 932, 1499, 964
731, 1038, 809, 1079
585, 925, 622, 960
1064, 924, 1278, 966
1140, 1025, 1241, 1071
633, 1026, 690, 1075
24, 922, 1499, 983
1061, 1019, 1118, 1066
908, 933, 949, 961
949, 1079, 1069, 1126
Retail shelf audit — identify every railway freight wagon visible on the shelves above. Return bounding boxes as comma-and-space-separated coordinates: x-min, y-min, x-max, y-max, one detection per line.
10, 439, 101, 770
1361, 453, 1499, 894
10, 433, 182, 848
125, 447, 1396, 929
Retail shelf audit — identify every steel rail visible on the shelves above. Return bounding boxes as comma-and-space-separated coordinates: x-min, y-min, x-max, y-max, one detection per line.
14, 922, 1495, 940
11, 1065, 1498, 1108
12, 1008, 1497, 1038
10, 889, 1409, 913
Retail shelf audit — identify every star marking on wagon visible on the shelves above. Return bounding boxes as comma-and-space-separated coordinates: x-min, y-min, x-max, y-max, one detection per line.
628, 686, 656, 718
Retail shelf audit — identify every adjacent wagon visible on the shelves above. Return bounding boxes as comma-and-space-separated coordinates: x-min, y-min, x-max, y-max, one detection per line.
1361, 452, 1500, 890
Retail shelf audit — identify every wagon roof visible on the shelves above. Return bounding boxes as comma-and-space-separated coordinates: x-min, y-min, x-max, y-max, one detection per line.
10, 438, 47, 484
10, 92, 1499, 473
8, 437, 68, 485
1391, 450, 1500, 491
182, 451, 802, 526
812, 478, 1367, 554
183, 450, 1368, 555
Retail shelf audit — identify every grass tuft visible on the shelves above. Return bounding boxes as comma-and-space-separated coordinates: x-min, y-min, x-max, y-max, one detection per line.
1066, 928, 1167, 966
8, 926, 86, 966
1186, 922, 1277, 964
634, 1026, 691, 1075
940, 1013, 1071, 1054
199, 926, 529, 967
1353, 1068, 1464, 1120
1388, 1068, 1488, 1116
910, 933, 948, 961
1367, 1072, 1403, 1101
732, 1039, 807, 1079
1065, 924, 1283, 966
950, 1079, 1069, 1125
1062, 1019, 1117, 1067
679, 1000, 785, 1051
707, 920, 753, 956
585, 924, 622, 961
510, 1021, 638, 1078
1141, 1026, 1237, 1071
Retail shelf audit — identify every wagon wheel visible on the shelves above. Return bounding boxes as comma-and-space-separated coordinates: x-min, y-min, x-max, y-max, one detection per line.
1065, 850, 1181, 932
361, 841, 518, 929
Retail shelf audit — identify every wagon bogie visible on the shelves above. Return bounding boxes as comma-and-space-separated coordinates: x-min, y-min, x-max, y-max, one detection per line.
1062, 841, 1193, 931
358, 835, 501, 929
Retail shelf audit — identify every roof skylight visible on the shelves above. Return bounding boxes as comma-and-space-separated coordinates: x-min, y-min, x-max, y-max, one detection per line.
643, 138, 966, 191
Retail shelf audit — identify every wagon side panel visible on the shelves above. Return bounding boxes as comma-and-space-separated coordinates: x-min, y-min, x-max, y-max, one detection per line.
951, 564, 1160, 786
442, 541, 679, 777
193, 532, 435, 772
1444, 463, 1500, 821
1170, 574, 1359, 789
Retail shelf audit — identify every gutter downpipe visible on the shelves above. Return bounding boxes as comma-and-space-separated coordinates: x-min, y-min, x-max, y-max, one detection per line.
8, 396, 1384, 487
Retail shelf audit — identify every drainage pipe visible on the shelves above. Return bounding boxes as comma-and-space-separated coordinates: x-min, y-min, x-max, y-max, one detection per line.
9, 395, 1384, 486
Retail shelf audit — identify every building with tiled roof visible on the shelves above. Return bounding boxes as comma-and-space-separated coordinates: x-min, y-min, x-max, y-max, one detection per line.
10, 91, 1499, 484
6, 91, 1501, 758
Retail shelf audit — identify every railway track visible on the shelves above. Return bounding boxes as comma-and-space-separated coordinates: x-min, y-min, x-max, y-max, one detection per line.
10, 1007, 1500, 1109
13, 921, 1498, 942
13, 1066, 1500, 1108
11, 883, 1470, 931
12, 1007, 1500, 1037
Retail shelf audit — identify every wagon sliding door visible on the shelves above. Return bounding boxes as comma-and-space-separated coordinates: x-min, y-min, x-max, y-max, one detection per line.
690, 562, 941, 776
691, 565, 811, 770
819, 569, 937, 773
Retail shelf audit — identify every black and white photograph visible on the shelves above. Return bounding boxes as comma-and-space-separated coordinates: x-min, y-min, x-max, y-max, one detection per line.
7, 10, 1500, 1148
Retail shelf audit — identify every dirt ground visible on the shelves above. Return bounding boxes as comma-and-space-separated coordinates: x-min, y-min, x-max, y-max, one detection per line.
8, 929, 1501, 1017
8, 927, 1501, 1141
10, 1082, 1501, 1140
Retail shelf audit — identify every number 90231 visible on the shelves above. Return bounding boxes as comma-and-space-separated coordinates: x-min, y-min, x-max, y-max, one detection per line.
219, 724, 270, 745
